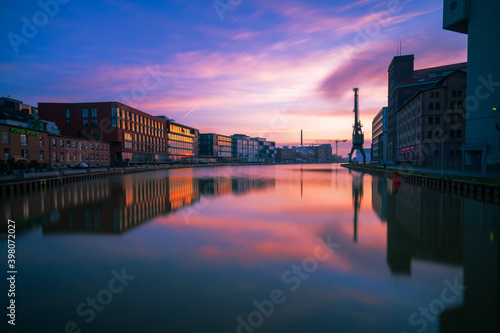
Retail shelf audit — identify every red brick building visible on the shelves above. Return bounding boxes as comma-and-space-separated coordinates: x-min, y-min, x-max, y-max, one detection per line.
0, 123, 110, 167
38, 102, 168, 165
1, 124, 49, 163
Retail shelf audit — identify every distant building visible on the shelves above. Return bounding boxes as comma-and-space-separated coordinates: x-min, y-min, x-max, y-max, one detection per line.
199, 133, 233, 161
0, 97, 38, 116
314, 144, 332, 162
252, 137, 276, 163
387, 55, 466, 163
372, 107, 388, 163
39, 102, 168, 165
276, 147, 293, 163
355, 148, 371, 163
443, 0, 500, 168
396, 70, 466, 166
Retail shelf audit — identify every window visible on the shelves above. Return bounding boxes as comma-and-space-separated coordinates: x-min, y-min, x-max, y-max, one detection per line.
101, 155, 104, 161
53, 152, 56, 161
40, 137, 44, 147
1, 132, 9, 144
91, 119, 98, 128
435, 102, 440, 110
100, 145, 103, 152
428, 117, 433, 125
67, 140, 70, 149
428, 131, 432, 139
112, 119, 117, 128
73, 141, 77, 149
4, 149, 10, 160
67, 152, 71, 161
86, 154, 89, 161
457, 101, 464, 109
105, 155, 108, 161
86, 143, 89, 150
66, 120, 70, 129
23, 150, 29, 160
450, 130, 455, 138
451, 101, 456, 109
79, 153, 83, 161
60, 152, 64, 161
82, 108, 88, 117
91, 107, 97, 117
428, 103, 434, 110
457, 130, 462, 137
435, 91, 439, 97
79, 142, 82, 150
91, 144, 94, 151
82, 119, 89, 128
66, 108, 70, 117
452, 90, 456, 97
435, 117, 440, 124
457, 90, 462, 97
90, 154, 94, 161
96, 144, 99, 151
417, 119, 420, 126
430, 92, 434, 98
52, 139, 56, 148
73, 153, 77, 161
21, 134, 28, 145
105, 146, 108, 152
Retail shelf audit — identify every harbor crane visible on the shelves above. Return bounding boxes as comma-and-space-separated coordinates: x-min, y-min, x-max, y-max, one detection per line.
348, 87, 366, 164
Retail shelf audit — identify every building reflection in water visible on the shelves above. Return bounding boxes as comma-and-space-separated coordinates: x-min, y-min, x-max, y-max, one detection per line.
373, 175, 499, 333
0, 174, 275, 236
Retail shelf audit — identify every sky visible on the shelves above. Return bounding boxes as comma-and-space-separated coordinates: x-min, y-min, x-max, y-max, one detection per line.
0, 0, 467, 156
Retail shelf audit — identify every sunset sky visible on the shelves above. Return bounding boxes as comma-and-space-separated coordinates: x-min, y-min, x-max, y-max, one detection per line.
0, 0, 467, 155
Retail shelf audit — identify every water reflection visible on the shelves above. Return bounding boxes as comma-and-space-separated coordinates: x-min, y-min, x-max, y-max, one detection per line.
374, 175, 499, 332
0, 171, 275, 236
0, 165, 498, 333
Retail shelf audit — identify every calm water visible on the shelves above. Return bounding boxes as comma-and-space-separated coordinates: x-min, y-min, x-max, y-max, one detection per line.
1, 164, 498, 333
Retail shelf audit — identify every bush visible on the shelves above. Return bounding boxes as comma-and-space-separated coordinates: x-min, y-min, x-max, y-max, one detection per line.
0, 160, 7, 172
15, 160, 27, 170
28, 160, 40, 169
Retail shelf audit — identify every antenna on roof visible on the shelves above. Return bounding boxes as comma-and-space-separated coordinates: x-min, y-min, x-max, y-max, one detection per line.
400, 40, 402, 56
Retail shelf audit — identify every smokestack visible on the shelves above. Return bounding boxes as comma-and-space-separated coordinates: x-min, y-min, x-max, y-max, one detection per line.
301, 129, 303, 147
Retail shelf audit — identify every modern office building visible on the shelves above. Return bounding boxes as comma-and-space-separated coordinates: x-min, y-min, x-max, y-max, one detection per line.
231, 134, 251, 162
38, 102, 167, 165
443, 0, 500, 169
396, 70, 466, 166
199, 133, 233, 161
157, 116, 199, 162
372, 107, 388, 163
387, 55, 466, 162
253, 137, 276, 163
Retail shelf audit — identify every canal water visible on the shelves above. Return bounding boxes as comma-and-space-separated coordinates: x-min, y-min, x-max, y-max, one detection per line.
1, 164, 498, 333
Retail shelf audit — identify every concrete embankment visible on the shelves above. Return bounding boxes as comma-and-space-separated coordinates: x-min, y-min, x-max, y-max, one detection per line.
342, 164, 500, 204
